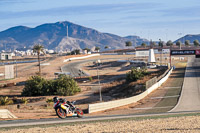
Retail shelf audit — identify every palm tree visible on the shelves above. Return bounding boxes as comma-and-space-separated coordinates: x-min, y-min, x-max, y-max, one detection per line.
83, 48, 91, 54
193, 40, 200, 47
158, 39, 164, 48
125, 41, 132, 47
153, 42, 157, 46
150, 40, 156, 48
33, 44, 44, 75
176, 40, 181, 49
176, 41, 181, 46
166, 40, 173, 46
185, 40, 190, 47
141, 43, 147, 47
95, 46, 100, 52
104, 46, 109, 49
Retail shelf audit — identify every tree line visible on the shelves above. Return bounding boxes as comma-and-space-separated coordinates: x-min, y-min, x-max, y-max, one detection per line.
125, 39, 200, 48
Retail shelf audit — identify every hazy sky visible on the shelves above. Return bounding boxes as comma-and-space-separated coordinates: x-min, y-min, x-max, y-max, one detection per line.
0, 0, 200, 41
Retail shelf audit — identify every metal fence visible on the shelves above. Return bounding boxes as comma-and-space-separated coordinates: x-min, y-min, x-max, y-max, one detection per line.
146, 77, 157, 90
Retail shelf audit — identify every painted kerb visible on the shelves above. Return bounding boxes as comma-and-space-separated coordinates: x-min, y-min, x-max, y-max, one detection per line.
88, 67, 173, 113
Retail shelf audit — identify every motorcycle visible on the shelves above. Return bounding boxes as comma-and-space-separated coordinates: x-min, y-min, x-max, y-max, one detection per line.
53, 97, 84, 119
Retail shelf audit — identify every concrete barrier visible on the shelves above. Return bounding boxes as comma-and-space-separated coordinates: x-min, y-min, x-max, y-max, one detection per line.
63, 54, 100, 62
0, 109, 17, 119
88, 67, 173, 113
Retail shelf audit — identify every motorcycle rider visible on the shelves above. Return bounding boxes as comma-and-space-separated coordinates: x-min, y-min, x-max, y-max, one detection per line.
53, 97, 75, 112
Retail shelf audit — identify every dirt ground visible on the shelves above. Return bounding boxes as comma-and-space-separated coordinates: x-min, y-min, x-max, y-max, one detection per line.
0, 54, 186, 120
2, 115, 200, 133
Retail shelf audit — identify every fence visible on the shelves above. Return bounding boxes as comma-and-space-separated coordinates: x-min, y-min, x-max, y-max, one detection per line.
146, 77, 157, 90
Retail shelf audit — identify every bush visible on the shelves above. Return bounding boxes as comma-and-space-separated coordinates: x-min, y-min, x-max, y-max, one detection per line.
46, 98, 53, 104
22, 75, 81, 96
54, 75, 81, 96
126, 67, 148, 82
21, 98, 28, 104
0, 97, 13, 105
88, 77, 93, 81
22, 76, 48, 96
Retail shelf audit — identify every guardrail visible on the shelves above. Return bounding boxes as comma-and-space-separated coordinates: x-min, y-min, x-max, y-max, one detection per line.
88, 67, 173, 113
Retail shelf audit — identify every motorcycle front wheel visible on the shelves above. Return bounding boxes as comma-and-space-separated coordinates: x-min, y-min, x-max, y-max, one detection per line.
56, 107, 66, 119
76, 108, 84, 118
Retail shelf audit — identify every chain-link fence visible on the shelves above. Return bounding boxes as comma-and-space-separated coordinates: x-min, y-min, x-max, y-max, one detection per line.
145, 77, 158, 90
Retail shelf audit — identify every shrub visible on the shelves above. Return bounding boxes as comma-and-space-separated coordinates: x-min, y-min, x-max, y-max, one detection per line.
46, 98, 53, 104
22, 76, 47, 96
22, 75, 81, 96
0, 97, 13, 105
88, 77, 93, 81
54, 75, 81, 96
126, 67, 148, 82
21, 98, 28, 104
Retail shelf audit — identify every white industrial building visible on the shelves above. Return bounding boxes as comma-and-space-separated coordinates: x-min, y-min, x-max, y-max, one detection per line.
0, 52, 13, 60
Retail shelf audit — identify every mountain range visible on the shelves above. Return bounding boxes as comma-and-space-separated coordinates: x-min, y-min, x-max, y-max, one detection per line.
0, 21, 149, 52
1, 21, 200, 52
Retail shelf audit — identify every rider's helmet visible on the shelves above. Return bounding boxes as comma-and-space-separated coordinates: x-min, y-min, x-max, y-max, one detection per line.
53, 97, 59, 103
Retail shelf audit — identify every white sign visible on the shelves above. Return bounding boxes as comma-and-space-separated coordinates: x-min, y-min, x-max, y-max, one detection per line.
5, 65, 14, 79
136, 50, 149, 57
162, 49, 170, 53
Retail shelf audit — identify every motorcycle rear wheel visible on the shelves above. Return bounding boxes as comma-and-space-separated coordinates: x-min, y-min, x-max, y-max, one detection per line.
56, 107, 66, 119
76, 108, 84, 118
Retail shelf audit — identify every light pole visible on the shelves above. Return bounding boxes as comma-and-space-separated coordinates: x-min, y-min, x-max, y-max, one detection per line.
96, 61, 102, 102
159, 39, 163, 66
15, 60, 17, 78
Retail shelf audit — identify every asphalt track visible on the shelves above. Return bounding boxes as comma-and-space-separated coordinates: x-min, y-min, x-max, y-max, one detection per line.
61, 57, 131, 78
170, 56, 200, 112
0, 111, 200, 128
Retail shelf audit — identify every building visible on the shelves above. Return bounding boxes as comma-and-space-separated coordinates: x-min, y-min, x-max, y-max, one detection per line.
0, 52, 13, 60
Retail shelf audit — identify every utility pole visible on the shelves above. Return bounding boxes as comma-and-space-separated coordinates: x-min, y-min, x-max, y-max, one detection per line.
96, 61, 102, 102
170, 45, 172, 68
15, 60, 17, 78
159, 39, 163, 66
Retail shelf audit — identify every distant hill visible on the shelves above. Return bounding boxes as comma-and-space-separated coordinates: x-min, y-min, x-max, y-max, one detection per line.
0, 21, 149, 52
174, 34, 200, 44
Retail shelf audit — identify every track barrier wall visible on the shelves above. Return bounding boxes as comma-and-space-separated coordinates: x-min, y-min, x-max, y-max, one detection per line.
63, 54, 100, 62
88, 67, 173, 113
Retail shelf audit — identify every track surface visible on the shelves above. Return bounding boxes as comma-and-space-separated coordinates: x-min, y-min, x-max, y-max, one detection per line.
61, 57, 130, 77
170, 57, 200, 112
0, 111, 200, 128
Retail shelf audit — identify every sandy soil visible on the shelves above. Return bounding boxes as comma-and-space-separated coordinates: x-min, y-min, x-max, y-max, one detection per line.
2, 115, 200, 133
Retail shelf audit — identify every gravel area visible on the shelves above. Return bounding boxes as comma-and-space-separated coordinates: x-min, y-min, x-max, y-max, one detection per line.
2, 115, 200, 132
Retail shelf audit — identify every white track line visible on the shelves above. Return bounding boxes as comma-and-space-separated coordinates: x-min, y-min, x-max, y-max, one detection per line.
134, 106, 174, 110
151, 95, 180, 99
